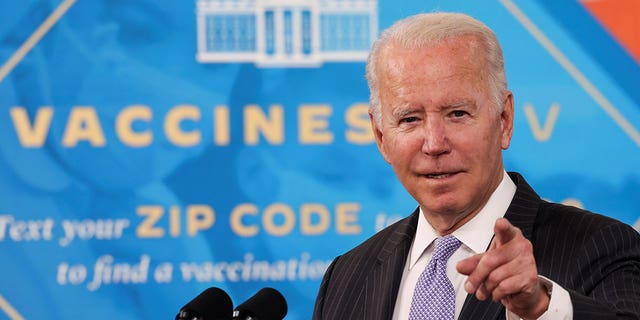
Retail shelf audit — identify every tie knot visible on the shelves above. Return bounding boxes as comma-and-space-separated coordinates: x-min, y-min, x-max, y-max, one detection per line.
432, 235, 461, 261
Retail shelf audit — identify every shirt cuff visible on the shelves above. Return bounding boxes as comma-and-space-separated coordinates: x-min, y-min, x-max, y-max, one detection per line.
505, 275, 573, 320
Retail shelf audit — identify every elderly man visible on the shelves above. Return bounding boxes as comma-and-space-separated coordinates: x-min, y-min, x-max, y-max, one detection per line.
313, 12, 640, 320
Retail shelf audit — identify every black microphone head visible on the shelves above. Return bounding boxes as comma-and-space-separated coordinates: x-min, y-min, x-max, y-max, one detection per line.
176, 287, 233, 320
234, 287, 287, 320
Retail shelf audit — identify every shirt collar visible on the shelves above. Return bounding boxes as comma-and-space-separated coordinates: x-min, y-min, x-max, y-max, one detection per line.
408, 171, 517, 270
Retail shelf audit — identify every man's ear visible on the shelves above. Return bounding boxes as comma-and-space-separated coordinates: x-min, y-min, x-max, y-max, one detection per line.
370, 113, 391, 163
500, 91, 514, 150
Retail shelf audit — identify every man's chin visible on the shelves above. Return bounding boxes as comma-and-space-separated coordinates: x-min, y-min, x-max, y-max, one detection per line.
419, 197, 467, 217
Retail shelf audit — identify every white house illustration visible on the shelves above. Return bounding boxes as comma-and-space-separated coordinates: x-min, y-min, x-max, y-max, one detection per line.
196, 0, 378, 67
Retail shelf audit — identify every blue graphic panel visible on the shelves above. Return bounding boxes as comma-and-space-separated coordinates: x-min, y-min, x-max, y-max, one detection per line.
0, 0, 638, 319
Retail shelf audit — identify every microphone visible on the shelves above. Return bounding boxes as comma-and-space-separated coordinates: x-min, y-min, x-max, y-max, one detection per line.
232, 287, 288, 320
175, 287, 233, 320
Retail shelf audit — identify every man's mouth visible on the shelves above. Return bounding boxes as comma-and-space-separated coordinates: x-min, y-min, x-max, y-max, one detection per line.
423, 171, 460, 179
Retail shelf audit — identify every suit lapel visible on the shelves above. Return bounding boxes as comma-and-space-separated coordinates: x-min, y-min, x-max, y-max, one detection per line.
458, 172, 542, 320
503, 172, 541, 241
458, 294, 504, 320
363, 209, 419, 320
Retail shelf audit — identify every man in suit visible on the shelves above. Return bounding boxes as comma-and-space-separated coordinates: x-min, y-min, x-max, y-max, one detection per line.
313, 12, 640, 320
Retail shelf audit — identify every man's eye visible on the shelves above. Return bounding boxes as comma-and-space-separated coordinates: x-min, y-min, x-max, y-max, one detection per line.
400, 117, 419, 123
451, 110, 468, 118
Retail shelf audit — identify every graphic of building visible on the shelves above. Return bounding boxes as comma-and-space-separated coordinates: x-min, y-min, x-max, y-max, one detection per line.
196, 0, 378, 67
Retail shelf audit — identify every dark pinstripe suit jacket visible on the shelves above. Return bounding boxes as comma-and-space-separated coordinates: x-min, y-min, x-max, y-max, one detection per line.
313, 172, 640, 319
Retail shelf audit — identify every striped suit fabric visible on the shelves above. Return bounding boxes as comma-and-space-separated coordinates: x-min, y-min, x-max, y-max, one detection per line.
313, 172, 640, 320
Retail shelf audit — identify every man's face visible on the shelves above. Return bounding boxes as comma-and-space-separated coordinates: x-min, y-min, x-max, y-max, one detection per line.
371, 36, 514, 232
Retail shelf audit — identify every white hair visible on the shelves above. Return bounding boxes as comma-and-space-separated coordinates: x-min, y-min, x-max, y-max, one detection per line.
365, 12, 508, 127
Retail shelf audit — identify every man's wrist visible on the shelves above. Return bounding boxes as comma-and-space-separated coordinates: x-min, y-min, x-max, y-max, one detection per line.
532, 278, 552, 317
506, 276, 572, 320
539, 277, 553, 298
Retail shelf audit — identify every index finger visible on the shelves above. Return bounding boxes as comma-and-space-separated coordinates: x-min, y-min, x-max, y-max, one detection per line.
493, 218, 519, 247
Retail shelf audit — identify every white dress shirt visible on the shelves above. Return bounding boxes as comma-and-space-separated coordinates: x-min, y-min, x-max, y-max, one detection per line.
391, 171, 572, 320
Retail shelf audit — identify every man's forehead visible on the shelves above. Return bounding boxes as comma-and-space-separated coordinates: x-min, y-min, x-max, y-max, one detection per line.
379, 39, 481, 72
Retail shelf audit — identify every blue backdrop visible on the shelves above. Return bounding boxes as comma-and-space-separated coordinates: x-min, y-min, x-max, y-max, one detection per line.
1, 0, 639, 319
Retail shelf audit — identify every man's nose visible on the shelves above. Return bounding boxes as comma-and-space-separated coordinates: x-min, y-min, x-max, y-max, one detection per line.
421, 118, 451, 156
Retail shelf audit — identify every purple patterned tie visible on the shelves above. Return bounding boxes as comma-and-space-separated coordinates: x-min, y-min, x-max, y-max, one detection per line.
409, 235, 462, 320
